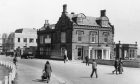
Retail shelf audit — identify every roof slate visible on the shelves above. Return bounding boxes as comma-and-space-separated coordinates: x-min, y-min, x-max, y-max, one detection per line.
67, 14, 111, 27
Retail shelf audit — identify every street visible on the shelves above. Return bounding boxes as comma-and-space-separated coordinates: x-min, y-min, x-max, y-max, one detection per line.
0, 55, 140, 84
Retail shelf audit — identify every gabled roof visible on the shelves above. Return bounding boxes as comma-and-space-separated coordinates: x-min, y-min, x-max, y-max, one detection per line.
67, 13, 111, 27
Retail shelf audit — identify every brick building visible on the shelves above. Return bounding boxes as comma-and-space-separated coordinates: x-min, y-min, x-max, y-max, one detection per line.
37, 4, 115, 60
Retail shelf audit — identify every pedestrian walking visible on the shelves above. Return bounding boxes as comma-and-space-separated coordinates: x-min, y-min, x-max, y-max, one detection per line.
118, 58, 123, 74
64, 55, 67, 63
43, 61, 52, 83
13, 57, 17, 65
112, 58, 119, 75
90, 59, 98, 78
85, 56, 89, 66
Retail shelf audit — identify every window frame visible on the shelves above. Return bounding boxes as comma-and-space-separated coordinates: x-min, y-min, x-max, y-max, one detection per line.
18, 38, 20, 42
61, 32, 66, 43
90, 31, 97, 43
40, 36, 44, 44
77, 30, 84, 42
29, 38, 34, 43
103, 32, 109, 43
23, 38, 27, 43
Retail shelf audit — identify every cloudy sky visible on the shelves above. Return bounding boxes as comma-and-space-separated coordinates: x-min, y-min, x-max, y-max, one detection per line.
0, 0, 140, 46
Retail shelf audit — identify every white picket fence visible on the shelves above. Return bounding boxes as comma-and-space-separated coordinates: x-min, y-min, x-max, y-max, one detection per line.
0, 61, 16, 84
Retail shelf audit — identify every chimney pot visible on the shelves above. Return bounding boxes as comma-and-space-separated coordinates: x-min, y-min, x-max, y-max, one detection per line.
101, 10, 106, 17
63, 4, 67, 13
119, 41, 121, 44
135, 41, 137, 45
71, 12, 75, 14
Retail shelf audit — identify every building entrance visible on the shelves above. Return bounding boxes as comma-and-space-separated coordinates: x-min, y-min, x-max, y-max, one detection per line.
78, 47, 83, 60
97, 50, 102, 59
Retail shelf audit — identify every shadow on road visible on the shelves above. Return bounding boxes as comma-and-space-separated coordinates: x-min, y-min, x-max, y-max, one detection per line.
106, 73, 114, 75
32, 79, 46, 83
80, 76, 91, 78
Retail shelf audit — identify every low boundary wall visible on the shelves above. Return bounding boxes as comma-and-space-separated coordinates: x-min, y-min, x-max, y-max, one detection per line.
0, 61, 16, 84
87, 59, 140, 68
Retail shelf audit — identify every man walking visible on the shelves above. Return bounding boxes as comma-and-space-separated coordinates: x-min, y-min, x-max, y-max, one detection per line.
112, 59, 119, 75
85, 56, 89, 66
118, 58, 123, 74
90, 59, 98, 78
13, 57, 17, 65
64, 55, 67, 63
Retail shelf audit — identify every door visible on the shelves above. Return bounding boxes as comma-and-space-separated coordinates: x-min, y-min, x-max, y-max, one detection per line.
78, 48, 83, 60
97, 50, 102, 59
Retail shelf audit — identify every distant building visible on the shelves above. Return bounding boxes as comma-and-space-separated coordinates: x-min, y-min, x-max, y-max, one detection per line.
0, 34, 2, 53
2, 33, 8, 53
37, 4, 115, 60
6, 28, 37, 55
114, 41, 138, 60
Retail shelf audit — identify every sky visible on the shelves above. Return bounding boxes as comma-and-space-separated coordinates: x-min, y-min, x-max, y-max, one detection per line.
0, 0, 140, 46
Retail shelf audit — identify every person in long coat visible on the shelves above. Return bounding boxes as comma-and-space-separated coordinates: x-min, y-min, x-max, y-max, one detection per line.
44, 61, 52, 83
112, 59, 119, 75
64, 55, 67, 63
118, 58, 123, 74
85, 56, 89, 66
13, 57, 17, 65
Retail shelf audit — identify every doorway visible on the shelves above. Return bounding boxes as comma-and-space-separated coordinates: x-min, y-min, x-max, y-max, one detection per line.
97, 50, 102, 59
78, 47, 83, 60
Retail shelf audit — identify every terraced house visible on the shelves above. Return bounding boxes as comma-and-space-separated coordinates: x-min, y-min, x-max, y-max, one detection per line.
37, 4, 115, 60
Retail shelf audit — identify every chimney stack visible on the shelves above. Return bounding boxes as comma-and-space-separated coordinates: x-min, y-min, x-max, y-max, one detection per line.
44, 20, 49, 28
135, 41, 137, 45
45, 20, 49, 25
101, 10, 106, 17
63, 4, 67, 14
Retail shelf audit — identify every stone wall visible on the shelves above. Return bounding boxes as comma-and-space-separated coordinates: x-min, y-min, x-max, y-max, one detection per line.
88, 59, 140, 68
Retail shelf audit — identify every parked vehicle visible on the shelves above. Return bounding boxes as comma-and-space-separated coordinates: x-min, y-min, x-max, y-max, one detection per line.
21, 46, 36, 59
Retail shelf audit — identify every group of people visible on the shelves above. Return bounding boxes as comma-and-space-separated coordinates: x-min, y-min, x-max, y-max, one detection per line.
112, 58, 123, 74
12, 51, 123, 83
41, 56, 124, 83
85, 55, 124, 78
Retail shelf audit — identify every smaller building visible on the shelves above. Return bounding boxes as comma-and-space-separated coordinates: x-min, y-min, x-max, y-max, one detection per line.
37, 20, 55, 59
114, 41, 138, 60
0, 34, 2, 53
2, 33, 8, 54
6, 28, 37, 56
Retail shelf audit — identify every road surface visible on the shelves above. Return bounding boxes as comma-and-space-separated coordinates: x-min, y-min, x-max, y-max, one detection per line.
0, 55, 140, 84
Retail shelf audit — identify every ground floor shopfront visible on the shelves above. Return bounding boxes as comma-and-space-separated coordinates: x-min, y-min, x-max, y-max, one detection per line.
72, 44, 114, 60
